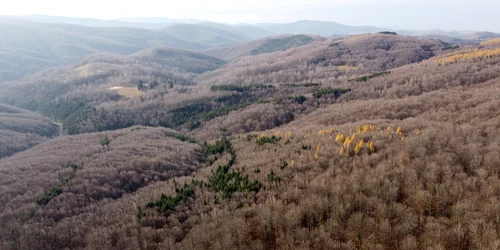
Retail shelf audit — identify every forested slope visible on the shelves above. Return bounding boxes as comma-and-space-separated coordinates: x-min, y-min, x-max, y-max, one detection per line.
0, 47, 226, 134
0, 103, 59, 157
162, 23, 252, 46
197, 33, 448, 86
142, 40, 500, 249
190, 33, 451, 139
3, 34, 500, 250
0, 127, 203, 250
0, 21, 212, 82
0, 34, 452, 137
203, 34, 326, 61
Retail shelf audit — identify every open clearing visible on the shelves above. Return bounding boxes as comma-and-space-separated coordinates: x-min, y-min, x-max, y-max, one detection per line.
109, 86, 143, 98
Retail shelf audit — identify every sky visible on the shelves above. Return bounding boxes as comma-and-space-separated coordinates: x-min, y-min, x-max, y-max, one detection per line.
0, 0, 499, 32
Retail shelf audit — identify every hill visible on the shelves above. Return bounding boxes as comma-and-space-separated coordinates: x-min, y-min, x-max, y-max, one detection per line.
2, 39, 500, 248
116, 16, 202, 24
161, 23, 252, 46
184, 53, 500, 248
188, 34, 450, 140
2, 15, 174, 29
0, 126, 203, 250
197, 33, 448, 87
0, 47, 226, 134
0, 21, 211, 82
463, 31, 500, 41
420, 34, 475, 45
3, 35, 500, 249
402, 29, 500, 44
256, 20, 385, 36
3, 17, 489, 84
0, 34, 447, 137
200, 22, 276, 40
203, 34, 326, 61
0, 103, 59, 158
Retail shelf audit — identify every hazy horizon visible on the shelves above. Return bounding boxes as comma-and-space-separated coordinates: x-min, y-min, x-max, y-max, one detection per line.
0, 0, 499, 32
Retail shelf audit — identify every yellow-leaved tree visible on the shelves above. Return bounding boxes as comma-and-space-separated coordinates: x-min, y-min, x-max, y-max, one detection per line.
363, 125, 370, 133
396, 126, 402, 135
336, 133, 345, 143
344, 137, 352, 147
369, 141, 375, 153
354, 143, 361, 154
314, 144, 321, 160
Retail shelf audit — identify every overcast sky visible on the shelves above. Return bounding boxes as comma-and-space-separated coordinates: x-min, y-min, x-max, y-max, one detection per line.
1, 0, 499, 31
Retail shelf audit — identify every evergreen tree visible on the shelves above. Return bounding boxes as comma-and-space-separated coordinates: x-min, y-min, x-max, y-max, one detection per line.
137, 80, 145, 90
149, 80, 159, 90
100, 134, 111, 148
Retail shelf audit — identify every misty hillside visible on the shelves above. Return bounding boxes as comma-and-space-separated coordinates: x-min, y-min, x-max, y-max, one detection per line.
162, 23, 252, 46
0, 21, 213, 82
257, 20, 385, 36
160, 23, 276, 47
203, 34, 326, 61
0, 103, 59, 158
463, 31, 500, 41
2, 17, 484, 84
0, 47, 226, 134
2, 14, 175, 29
420, 35, 474, 45
0, 19, 272, 83
197, 22, 276, 40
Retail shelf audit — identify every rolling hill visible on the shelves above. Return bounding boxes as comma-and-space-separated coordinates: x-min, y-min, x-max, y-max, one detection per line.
203, 34, 326, 61
0, 15, 202, 30
0, 126, 203, 250
0, 19, 281, 83
0, 21, 216, 82
0, 103, 59, 158
402, 30, 500, 43
2, 14, 175, 29
1, 38, 500, 249
256, 20, 385, 36
199, 22, 276, 40
0, 47, 226, 134
2, 16, 484, 84
161, 23, 253, 46
2, 13, 500, 249
1, 33, 447, 137
197, 33, 449, 87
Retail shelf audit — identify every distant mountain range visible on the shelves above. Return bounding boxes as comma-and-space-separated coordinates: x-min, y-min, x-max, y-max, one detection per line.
255, 20, 384, 36
2, 15, 497, 38
0, 15, 498, 83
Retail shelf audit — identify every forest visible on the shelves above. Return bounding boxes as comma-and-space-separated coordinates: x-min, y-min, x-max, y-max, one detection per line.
0, 103, 59, 157
1, 21, 500, 249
